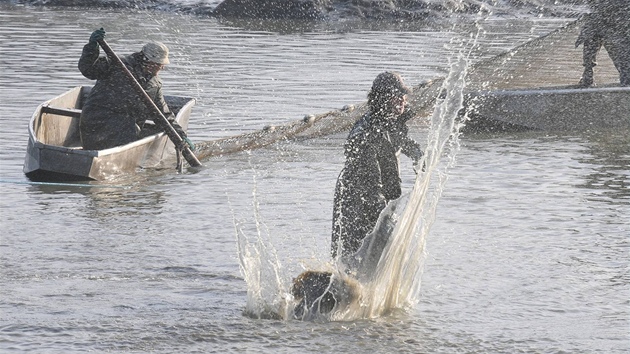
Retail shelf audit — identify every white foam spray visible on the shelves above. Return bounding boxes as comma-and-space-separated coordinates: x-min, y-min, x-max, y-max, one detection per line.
233, 169, 291, 320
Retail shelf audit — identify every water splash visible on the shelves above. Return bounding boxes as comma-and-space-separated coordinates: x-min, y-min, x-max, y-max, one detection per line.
235, 29, 478, 320
232, 165, 292, 320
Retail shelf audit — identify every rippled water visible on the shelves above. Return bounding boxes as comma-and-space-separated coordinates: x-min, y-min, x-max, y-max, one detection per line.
1, 4, 628, 354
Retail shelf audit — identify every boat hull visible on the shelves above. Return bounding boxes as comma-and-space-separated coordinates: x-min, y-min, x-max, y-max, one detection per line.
464, 86, 630, 133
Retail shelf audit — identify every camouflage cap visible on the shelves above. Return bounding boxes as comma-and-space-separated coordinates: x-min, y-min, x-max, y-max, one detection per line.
141, 41, 170, 65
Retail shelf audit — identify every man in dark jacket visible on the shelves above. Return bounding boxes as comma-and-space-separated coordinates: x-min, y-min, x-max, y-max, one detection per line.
78, 28, 191, 150
331, 72, 423, 263
576, 0, 630, 87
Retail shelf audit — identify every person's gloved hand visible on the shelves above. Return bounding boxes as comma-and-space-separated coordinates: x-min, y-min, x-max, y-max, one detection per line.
89, 28, 106, 44
413, 159, 426, 174
183, 137, 195, 151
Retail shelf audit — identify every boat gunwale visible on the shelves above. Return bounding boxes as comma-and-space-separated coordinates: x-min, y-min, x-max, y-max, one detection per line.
27, 87, 196, 157
468, 85, 630, 98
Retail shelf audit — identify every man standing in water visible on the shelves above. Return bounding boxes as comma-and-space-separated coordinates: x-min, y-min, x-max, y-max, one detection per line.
331, 71, 424, 264
575, 0, 630, 87
78, 28, 194, 150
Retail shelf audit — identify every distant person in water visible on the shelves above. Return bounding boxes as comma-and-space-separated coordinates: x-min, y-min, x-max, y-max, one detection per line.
78, 28, 194, 150
575, 0, 630, 87
331, 71, 424, 264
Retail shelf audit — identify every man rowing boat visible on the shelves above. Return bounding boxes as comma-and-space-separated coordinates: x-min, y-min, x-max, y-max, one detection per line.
78, 28, 194, 150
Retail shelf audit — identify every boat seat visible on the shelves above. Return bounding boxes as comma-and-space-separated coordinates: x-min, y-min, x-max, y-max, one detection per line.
41, 105, 82, 118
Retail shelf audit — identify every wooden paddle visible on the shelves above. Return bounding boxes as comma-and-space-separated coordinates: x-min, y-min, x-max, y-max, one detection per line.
96, 38, 202, 168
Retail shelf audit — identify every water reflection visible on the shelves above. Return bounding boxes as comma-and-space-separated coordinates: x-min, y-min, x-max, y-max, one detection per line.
84, 188, 166, 218
575, 131, 630, 202
24, 181, 167, 220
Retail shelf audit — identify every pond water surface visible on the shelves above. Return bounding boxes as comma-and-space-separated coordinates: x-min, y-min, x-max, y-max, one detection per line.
0, 4, 628, 353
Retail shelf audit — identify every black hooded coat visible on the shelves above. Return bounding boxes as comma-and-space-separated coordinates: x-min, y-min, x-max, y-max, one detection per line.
331, 108, 422, 260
